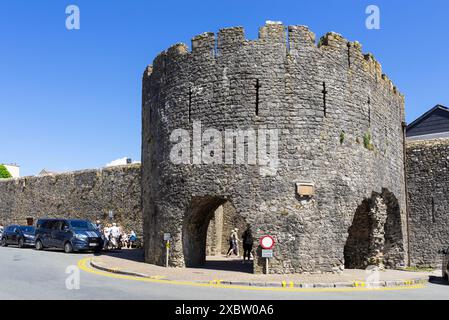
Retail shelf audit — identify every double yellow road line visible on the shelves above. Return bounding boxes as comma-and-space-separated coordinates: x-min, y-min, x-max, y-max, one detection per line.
77, 258, 426, 293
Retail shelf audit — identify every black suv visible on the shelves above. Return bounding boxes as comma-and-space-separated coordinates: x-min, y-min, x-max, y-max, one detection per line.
1, 225, 36, 248
35, 219, 103, 253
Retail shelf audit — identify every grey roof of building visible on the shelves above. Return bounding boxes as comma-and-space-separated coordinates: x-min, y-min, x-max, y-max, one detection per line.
406, 104, 449, 139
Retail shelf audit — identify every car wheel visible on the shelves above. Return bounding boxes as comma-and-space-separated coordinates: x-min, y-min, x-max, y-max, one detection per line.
1, 238, 7, 247
94, 247, 102, 254
35, 239, 44, 251
64, 242, 73, 254
18, 238, 24, 248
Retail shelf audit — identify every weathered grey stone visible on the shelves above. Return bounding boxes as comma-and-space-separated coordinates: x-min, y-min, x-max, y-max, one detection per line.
406, 138, 449, 268
0, 164, 142, 235
141, 22, 408, 274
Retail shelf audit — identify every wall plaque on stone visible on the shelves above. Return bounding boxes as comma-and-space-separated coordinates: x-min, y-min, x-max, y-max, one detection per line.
296, 182, 315, 197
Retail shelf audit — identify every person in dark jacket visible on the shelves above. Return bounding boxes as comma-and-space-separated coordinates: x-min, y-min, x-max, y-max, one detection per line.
242, 226, 254, 263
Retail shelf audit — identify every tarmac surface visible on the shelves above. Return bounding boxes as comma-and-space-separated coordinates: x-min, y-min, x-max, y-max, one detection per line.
0, 246, 448, 300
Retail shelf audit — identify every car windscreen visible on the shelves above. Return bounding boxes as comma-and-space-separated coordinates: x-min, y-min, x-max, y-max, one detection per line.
69, 221, 96, 231
19, 226, 35, 233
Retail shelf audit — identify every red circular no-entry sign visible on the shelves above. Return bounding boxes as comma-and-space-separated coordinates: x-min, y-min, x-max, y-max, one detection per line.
260, 235, 275, 250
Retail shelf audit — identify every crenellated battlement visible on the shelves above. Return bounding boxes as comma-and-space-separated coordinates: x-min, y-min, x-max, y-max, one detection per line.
146, 22, 402, 98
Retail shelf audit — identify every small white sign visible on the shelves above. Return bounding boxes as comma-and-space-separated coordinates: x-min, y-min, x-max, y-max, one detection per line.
164, 233, 171, 241
262, 249, 273, 258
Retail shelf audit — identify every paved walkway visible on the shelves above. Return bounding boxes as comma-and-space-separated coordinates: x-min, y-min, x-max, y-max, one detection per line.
91, 249, 437, 288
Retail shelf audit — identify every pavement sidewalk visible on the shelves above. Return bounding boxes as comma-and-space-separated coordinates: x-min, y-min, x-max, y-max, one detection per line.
90, 249, 436, 288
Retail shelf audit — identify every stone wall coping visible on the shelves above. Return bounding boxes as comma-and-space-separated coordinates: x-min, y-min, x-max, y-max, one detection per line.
0, 163, 141, 184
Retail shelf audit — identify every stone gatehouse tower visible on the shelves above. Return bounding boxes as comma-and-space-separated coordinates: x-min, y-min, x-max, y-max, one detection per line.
142, 22, 408, 273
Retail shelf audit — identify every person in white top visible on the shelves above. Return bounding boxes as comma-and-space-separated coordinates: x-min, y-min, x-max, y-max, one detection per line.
110, 223, 121, 238
102, 224, 111, 250
103, 224, 111, 239
108, 222, 122, 249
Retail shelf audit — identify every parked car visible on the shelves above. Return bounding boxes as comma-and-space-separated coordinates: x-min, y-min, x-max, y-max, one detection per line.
442, 247, 449, 281
34, 218, 103, 253
1, 225, 36, 248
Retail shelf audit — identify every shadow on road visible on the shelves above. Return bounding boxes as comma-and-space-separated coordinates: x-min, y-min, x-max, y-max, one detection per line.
201, 258, 253, 273
97, 249, 254, 273
429, 276, 449, 286
99, 248, 145, 262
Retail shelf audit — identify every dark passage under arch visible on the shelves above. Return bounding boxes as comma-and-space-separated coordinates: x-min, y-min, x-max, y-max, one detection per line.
182, 196, 253, 272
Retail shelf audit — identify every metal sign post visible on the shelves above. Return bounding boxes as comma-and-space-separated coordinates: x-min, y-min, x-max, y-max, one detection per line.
266, 255, 269, 275
261, 249, 273, 274
164, 233, 171, 268
260, 236, 275, 275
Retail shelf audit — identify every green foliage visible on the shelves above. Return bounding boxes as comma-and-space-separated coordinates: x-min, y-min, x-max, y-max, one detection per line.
403, 266, 435, 272
363, 132, 374, 151
0, 165, 12, 179
339, 131, 345, 145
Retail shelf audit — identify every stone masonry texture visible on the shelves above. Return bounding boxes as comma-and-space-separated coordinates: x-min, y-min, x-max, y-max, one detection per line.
142, 22, 408, 274
0, 164, 142, 236
406, 138, 449, 268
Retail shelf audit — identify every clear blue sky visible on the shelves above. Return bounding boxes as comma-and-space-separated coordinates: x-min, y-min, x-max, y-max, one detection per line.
1, 0, 448, 176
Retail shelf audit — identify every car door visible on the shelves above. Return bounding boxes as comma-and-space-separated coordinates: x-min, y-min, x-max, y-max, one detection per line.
10, 227, 19, 244
41, 221, 55, 247
53, 221, 69, 249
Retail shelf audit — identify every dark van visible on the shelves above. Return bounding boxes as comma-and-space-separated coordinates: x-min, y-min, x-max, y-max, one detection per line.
35, 219, 103, 253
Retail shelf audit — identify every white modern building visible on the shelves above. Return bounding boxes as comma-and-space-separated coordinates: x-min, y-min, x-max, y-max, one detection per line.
105, 157, 140, 168
2, 164, 20, 178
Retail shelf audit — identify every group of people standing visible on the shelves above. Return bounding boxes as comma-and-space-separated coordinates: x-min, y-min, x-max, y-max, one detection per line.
94, 221, 137, 250
226, 226, 253, 263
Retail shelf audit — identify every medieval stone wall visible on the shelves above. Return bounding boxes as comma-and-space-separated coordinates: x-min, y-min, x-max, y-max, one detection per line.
0, 164, 142, 235
406, 138, 449, 268
142, 22, 408, 273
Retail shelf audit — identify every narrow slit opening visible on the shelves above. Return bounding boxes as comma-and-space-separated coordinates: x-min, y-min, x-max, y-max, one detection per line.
189, 88, 192, 123
347, 42, 351, 68
368, 97, 371, 126
255, 79, 261, 116
322, 82, 328, 117
431, 197, 436, 223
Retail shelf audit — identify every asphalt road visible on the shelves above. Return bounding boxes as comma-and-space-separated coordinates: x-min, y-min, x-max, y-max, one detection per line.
0, 246, 448, 300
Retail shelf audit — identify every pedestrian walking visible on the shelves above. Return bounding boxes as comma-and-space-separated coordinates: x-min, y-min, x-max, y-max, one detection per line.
226, 228, 239, 257
110, 222, 122, 249
103, 224, 112, 249
226, 230, 235, 257
242, 226, 254, 263
233, 228, 240, 257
